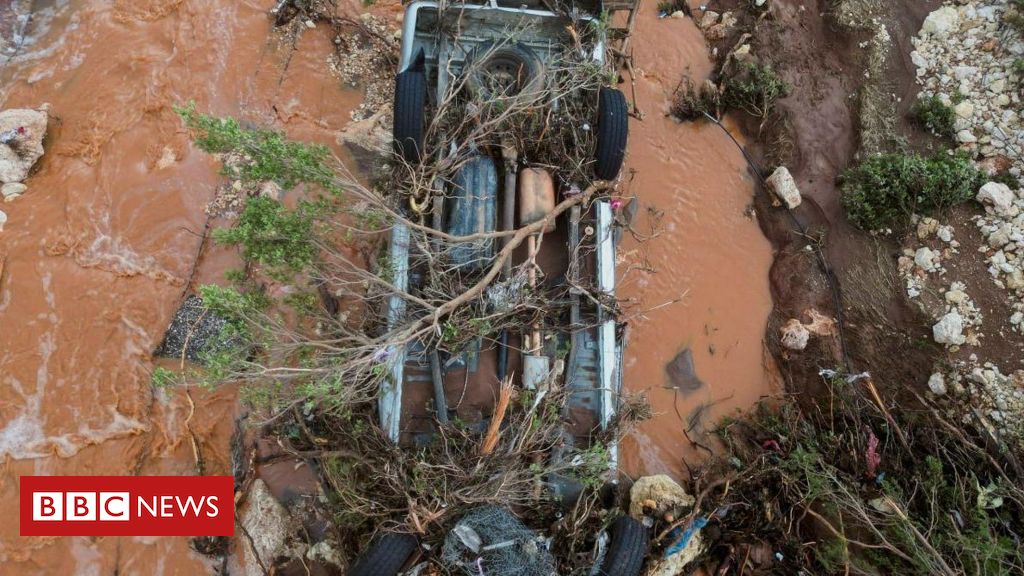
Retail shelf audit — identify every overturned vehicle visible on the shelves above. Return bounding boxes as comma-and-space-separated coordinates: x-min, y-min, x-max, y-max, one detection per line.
352, 0, 647, 574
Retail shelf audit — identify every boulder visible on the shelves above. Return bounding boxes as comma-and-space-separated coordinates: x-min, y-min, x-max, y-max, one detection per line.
977, 181, 1015, 215
240, 480, 292, 576
0, 107, 48, 183
928, 373, 947, 396
699, 11, 720, 29
766, 166, 801, 209
629, 474, 695, 518
780, 319, 810, 350
921, 6, 959, 37
2, 181, 25, 201
933, 310, 966, 346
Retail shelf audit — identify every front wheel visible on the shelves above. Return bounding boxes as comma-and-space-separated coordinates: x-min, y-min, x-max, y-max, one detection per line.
595, 516, 648, 576
393, 56, 427, 164
593, 87, 629, 180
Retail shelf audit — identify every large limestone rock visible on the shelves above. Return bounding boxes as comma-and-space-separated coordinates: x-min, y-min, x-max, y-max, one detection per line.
780, 319, 810, 350
977, 182, 1015, 215
0, 107, 48, 183
629, 474, 695, 518
240, 480, 292, 576
766, 166, 802, 209
921, 6, 959, 37
933, 311, 966, 346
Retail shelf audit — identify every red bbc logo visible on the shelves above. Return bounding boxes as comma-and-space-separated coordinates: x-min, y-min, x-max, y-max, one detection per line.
21, 476, 234, 536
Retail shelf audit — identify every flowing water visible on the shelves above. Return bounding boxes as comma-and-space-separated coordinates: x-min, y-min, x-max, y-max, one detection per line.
0, 0, 775, 572
0, 0, 363, 572
617, 4, 778, 479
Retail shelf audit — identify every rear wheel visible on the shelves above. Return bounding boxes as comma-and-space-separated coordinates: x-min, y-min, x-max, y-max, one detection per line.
595, 516, 648, 576
594, 87, 629, 180
393, 62, 427, 163
349, 532, 419, 576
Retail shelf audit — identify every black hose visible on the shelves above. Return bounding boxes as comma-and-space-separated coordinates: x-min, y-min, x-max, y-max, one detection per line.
703, 112, 853, 372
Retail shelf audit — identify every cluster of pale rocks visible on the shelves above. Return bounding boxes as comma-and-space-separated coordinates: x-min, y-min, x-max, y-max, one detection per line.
909, 1, 1024, 443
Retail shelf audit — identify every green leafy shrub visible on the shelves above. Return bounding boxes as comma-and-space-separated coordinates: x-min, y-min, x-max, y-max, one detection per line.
212, 195, 321, 272
199, 284, 268, 328
175, 103, 337, 192
841, 152, 983, 230
910, 95, 955, 138
722, 62, 789, 119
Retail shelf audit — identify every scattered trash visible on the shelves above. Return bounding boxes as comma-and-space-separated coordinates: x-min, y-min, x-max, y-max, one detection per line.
441, 506, 555, 576
664, 517, 707, 557
865, 430, 881, 478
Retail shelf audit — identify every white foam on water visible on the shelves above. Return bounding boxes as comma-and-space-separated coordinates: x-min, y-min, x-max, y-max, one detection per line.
72, 232, 182, 284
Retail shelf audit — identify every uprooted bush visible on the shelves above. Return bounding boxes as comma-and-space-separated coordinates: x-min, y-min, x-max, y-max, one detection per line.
840, 152, 984, 231
692, 372, 1024, 575
671, 61, 788, 124
670, 77, 721, 121
910, 95, 956, 139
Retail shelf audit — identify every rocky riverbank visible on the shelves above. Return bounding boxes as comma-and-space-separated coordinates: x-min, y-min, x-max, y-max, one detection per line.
900, 0, 1024, 447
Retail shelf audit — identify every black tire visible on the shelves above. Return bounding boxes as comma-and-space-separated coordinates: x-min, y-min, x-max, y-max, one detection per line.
596, 516, 648, 576
349, 532, 419, 576
594, 87, 629, 180
393, 53, 427, 164
464, 42, 544, 101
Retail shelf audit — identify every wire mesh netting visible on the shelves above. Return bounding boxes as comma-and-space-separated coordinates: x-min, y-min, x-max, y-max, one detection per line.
441, 506, 557, 576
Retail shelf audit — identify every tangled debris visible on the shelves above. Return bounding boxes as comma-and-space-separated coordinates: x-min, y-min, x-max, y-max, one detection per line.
162, 3, 646, 572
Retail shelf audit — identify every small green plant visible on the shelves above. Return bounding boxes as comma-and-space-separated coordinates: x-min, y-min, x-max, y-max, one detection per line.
910, 95, 955, 138
722, 62, 789, 119
441, 320, 459, 344
283, 291, 319, 315
151, 366, 182, 388
570, 442, 612, 491
841, 152, 983, 230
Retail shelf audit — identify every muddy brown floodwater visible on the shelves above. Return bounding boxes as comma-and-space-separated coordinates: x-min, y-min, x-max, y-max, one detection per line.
0, 0, 367, 573
618, 3, 778, 479
0, 0, 775, 572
